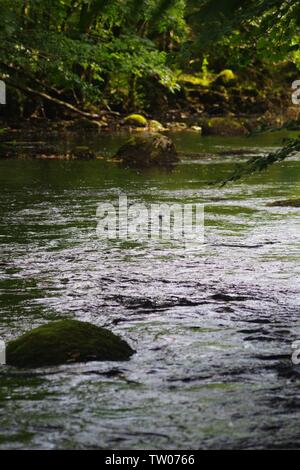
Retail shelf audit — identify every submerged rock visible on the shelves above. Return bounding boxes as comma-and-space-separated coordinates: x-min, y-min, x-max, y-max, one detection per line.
115, 133, 178, 168
267, 198, 300, 208
6, 320, 135, 368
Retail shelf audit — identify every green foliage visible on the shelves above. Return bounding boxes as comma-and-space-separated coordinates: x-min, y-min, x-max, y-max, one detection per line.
0, 0, 184, 114
1, 0, 300, 121
185, 1, 300, 71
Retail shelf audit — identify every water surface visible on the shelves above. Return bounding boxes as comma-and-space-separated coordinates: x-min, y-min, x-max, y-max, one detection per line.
0, 131, 299, 449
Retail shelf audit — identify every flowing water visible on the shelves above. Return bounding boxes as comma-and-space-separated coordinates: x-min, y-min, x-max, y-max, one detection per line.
0, 130, 299, 449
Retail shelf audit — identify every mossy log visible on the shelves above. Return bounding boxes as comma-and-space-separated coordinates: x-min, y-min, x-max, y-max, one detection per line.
6, 320, 135, 368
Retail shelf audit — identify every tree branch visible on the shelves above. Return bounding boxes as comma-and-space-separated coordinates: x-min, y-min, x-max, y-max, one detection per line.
1, 76, 119, 120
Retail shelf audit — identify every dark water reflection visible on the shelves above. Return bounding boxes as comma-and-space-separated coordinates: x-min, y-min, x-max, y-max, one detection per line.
0, 131, 299, 449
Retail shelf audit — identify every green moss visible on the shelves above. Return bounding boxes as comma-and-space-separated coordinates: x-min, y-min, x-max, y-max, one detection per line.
115, 133, 178, 168
148, 120, 165, 132
0, 432, 33, 445
6, 320, 135, 368
124, 114, 148, 127
267, 198, 300, 207
178, 73, 211, 87
218, 69, 236, 82
214, 69, 237, 88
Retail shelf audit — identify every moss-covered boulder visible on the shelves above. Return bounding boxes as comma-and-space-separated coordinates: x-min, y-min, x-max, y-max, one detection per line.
148, 120, 166, 132
201, 117, 248, 136
115, 134, 178, 168
267, 198, 300, 208
124, 114, 148, 127
214, 69, 237, 87
6, 320, 135, 368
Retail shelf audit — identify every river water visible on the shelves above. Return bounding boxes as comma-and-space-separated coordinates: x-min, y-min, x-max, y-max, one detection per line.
0, 130, 299, 449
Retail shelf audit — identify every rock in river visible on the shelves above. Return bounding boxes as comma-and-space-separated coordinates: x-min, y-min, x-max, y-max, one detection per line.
267, 198, 300, 208
6, 320, 135, 368
115, 133, 178, 168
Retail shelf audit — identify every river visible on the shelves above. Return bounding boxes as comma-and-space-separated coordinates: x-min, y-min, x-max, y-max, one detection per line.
0, 130, 299, 449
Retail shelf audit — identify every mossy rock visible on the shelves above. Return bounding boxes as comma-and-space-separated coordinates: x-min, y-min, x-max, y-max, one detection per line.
201, 117, 248, 136
267, 198, 300, 208
148, 120, 166, 132
115, 133, 178, 168
166, 122, 188, 131
124, 114, 148, 127
214, 69, 237, 87
188, 125, 202, 133
6, 320, 135, 368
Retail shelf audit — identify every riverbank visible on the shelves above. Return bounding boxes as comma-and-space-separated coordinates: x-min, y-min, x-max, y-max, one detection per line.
2, 69, 300, 162
0, 113, 299, 162
2, 61, 300, 144
2, 105, 300, 135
